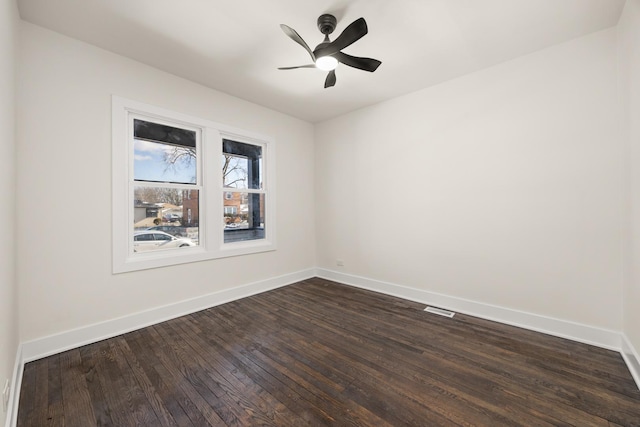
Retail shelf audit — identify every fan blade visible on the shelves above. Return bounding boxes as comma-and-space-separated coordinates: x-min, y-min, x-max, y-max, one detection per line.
278, 64, 316, 70
334, 52, 381, 72
314, 17, 368, 57
324, 70, 336, 88
280, 24, 316, 62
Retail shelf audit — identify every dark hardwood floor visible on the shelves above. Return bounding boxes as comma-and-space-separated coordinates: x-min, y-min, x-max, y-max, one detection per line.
17, 278, 640, 426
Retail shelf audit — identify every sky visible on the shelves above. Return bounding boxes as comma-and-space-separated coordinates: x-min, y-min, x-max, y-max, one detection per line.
134, 139, 196, 184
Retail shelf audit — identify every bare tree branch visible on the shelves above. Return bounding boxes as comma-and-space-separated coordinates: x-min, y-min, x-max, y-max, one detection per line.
161, 146, 247, 188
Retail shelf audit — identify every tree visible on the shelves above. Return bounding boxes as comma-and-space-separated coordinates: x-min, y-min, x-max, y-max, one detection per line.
222, 155, 247, 188
163, 146, 247, 188
163, 146, 195, 175
134, 187, 183, 205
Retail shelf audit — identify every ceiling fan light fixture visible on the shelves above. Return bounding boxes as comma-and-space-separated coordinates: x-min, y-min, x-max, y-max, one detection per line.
315, 55, 338, 71
279, 15, 380, 87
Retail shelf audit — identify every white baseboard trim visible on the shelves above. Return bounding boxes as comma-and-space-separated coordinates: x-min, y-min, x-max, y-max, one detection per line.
621, 334, 640, 390
21, 268, 315, 364
10, 266, 639, 425
4, 344, 23, 427
316, 268, 622, 351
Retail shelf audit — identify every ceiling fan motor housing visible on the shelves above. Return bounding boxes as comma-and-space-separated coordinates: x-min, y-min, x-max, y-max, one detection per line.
317, 14, 337, 35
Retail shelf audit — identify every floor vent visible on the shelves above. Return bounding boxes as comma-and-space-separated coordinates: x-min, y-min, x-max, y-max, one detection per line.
424, 306, 455, 318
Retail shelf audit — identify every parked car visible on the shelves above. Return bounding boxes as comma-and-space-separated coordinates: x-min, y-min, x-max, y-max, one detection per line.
146, 225, 186, 237
133, 231, 195, 252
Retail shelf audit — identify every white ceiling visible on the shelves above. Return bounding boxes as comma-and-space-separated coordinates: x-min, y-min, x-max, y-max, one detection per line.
17, 0, 626, 123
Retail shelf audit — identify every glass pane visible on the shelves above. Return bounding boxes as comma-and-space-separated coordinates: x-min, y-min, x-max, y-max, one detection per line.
134, 119, 197, 184
133, 187, 199, 252
222, 154, 250, 189
223, 192, 265, 243
222, 140, 262, 190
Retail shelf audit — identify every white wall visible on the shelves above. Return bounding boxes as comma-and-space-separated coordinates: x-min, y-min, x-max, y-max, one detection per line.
16, 22, 316, 342
315, 28, 624, 331
0, 0, 18, 423
619, 0, 640, 357
8, 1, 640, 410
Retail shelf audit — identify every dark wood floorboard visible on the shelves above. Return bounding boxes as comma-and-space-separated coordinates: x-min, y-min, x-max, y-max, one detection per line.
17, 278, 640, 426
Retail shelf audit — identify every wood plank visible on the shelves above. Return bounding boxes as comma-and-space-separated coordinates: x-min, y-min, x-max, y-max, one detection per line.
281, 282, 640, 418
151, 319, 260, 425
112, 337, 179, 426
46, 354, 65, 427
143, 324, 228, 426
17, 279, 640, 426
58, 349, 98, 427
125, 327, 211, 426
128, 328, 209, 426
249, 288, 562, 426
78, 343, 116, 426
168, 316, 304, 427
16, 361, 36, 425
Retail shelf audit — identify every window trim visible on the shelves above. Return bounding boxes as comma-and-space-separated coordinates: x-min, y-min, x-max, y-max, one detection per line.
112, 96, 276, 273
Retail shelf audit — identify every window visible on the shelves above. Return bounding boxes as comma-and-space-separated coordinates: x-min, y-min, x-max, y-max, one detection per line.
134, 233, 154, 242
113, 97, 276, 273
222, 139, 266, 243
132, 117, 201, 251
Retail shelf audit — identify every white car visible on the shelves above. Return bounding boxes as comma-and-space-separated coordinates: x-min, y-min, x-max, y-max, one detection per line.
133, 230, 195, 252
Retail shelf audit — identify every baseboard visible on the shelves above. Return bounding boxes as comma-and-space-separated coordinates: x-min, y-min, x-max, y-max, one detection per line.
3, 344, 23, 427
316, 268, 622, 351
11, 266, 638, 422
21, 268, 315, 364
621, 334, 640, 390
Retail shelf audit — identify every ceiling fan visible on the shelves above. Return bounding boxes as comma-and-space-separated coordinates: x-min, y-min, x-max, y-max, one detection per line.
278, 14, 382, 88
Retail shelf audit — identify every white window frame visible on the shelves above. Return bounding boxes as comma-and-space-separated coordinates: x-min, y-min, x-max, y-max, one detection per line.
112, 96, 276, 273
